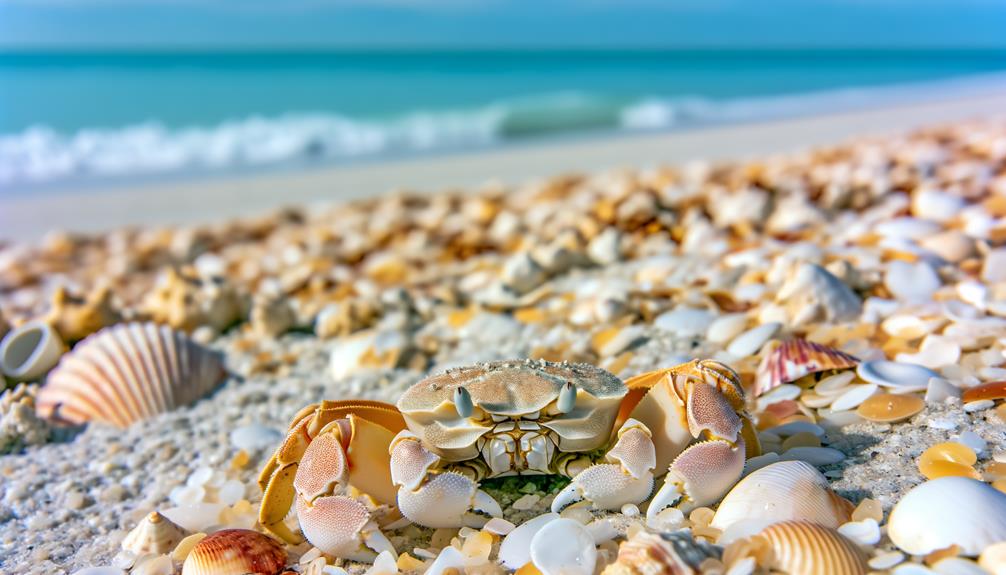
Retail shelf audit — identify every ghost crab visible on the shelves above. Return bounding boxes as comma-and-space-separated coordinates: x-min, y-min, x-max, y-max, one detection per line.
258, 359, 759, 560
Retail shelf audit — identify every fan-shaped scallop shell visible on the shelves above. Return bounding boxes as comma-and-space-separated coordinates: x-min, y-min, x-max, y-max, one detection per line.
724, 521, 867, 575
602, 530, 722, 575
755, 339, 859, 397
181, 529, 287, 575
122, 511, 190, 556
711, 461, 854, 540
36, 322, 226, 428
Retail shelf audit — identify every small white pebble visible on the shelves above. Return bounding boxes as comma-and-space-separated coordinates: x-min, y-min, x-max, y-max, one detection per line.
778, 446, 846, 466
869, 551, 905, 570
230, 424, 283, 452
893, 563, 938, 575
646, 507, 685, 532
483, 517, 516, 536
512, 493, 541, 511
927, 418, 959, 431
169, 485, 206, 506
964, 399, 995, 412
217, 479, 245, 506
620, 503, 639, 517
186, 466, 214, 488
955, 431, 988, 457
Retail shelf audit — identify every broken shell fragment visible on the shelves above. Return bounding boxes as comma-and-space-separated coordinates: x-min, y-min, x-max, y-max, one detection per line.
529, 518, 597, 575
775, 263, 862, 326
122, 511, 190, 556
0, 320, 66, 382
602, 529, 722, 575
181, 529, 287, 575
36, 322, 226, 428
755, 339, 859, 397
723, 520, 867, 575
887, 477, 1006, 556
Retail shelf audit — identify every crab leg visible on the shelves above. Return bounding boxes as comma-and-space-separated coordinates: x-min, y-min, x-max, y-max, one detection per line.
551, 418, 656, 512
390, 430, 503, 528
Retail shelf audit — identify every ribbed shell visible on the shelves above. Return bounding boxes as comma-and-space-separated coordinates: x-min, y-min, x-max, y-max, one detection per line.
755, 339, 859, 397
181, 529, 287, 575
710, 461, 854, 532
36, 322, 225, 428
603, 530, 722, 575
121, 511, 190, 556
726, 521, 866, 575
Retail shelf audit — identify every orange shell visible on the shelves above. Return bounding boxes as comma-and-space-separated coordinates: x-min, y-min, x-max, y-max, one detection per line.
755, 339, 859, 397
181, 529, 287, 575
962, 381, 1006, 403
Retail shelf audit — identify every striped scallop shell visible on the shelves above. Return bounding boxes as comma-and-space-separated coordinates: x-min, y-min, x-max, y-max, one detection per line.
724, 521, 867, 575
181, 529, 287, 575
602, 530, 721, 575
36, 322, 225, 428
711, 461, 854, 538
122, 511, 190, 556
755, 339, 859, 397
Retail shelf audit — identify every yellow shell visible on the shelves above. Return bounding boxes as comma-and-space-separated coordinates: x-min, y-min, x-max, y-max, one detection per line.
36, 322, 226, 428
755, 339, 858, 396
724, 521, 867, 575
181, 529, 287, 575
602, 530, 721, 575
122, 511, 190, 556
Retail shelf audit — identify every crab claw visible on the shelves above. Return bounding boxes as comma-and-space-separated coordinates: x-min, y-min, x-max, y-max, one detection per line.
552, 419, 656, 513
296, 495, 396, 562
645, 438, 745, 522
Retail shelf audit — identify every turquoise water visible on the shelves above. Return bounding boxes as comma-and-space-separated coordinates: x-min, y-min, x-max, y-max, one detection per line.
1, 49, 1005, 186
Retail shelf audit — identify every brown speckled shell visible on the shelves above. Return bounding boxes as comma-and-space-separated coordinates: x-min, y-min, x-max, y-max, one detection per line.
182, 529, 287, 575
603, 530, 721, 575
755, 339, 858, 396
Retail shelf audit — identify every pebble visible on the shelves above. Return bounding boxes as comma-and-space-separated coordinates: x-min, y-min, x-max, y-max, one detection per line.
778, 446, 846, 466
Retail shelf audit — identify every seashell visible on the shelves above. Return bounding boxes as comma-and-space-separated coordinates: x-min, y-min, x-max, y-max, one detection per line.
499, 512, 559, 569
896, 335, 961, 370
711, 461, 853, 542
602, 530, 722, 575
530, 518, 597, 575
885, 260, 942, 303
888, 477, 1006, 556
983, 248, 1006, 284
36, 322, 226, 428
0, 320, 67, 382
876, 217, 942, 240
706, 313, 748, 345
122, 511, 190, 556
654, 308, 715, 338
979, 541, 1006, 575
775, 263, 862, 326
919, 230, 976, 263
857, 360, 937, 393
181, 529, 287, 575
829, 383, 879, 411
912, 188, 965, 222
755, 339, 859, 396
723, 521, 867, 575
726, 322, 781, 358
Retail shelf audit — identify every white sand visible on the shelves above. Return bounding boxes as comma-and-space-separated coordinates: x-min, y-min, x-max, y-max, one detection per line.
1, 91, 1004, 241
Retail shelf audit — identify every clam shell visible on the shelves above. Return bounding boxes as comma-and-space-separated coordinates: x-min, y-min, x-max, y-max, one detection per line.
856, 360, 937, 393
602, 530, 721, 575
36, 322, 226, 428
530, 518, 597, 575
755, 339, 859, 396
724, 521, 867, 575
887, 477, 1006, 556
181, 529, 286, 575
122, 511, 190, 556
711, 461, 854, 541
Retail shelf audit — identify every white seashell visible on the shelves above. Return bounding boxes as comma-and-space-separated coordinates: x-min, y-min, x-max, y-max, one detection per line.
425, 546, 465, 575
706, 313, 749, 344
499, 512, 558, 569
530, 518, 597, 575
816, 407, 865, 431
71, 568, 127, 575
896, 335, 961, 370
122, 512, 190, 556
161, 503, 227, 533
932, 557, 993, 575
779, 447, 846, 467
0, 320, 66, 382
36, 322, 225, 428
920, 231, 976, 263
869, 551, 906, 570
829, 383, 879, 411
775, 263, 862, 326
711, 461, 853, 538
892, 564, 939, 575
876, 217, 942, 240
653, 308, 714, 337
765, 421, 826, 438
979, 541, 1006, 575
955, 431, 987, 457
882, 315, 935, 340
957, 281, 989, 310
885, 260, 941, 303
925, 377, 962, 404
483, 517, 516, 536
727, 322, 781, 357
964, 399, 995, 413
229, 424, 283, 453
365, 550, 398, 575
888, 477, 1006, 556
837, 518, 880, 546
982, 248, 1006, 284
912, 188, 965, 222
857, 360, 938, 393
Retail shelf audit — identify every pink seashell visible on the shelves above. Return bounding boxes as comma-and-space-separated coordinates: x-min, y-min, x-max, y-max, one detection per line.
755, 339, 858, 397
36, 322, 225, 428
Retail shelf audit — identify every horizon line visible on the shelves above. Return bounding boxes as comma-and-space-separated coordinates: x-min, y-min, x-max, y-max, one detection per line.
2, 44, 1006, 53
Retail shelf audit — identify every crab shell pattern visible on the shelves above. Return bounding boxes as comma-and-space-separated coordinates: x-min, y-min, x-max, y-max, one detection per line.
258, 359, 760, 561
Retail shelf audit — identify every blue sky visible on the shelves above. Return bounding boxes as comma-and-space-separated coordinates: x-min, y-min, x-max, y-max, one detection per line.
1, 0, 1004, 49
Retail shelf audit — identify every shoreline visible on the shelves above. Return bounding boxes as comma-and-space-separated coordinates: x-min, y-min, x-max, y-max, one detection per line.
1, 90, 1005, 241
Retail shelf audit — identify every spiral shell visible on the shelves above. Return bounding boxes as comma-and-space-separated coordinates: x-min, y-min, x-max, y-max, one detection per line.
181, 529, 287, 575
723, 521, 866, 575
602, 530, 722, 575
711, 461, 854, 542
755, 339, 858, 396
122, 511, 190, 556
36, 322, 226, 428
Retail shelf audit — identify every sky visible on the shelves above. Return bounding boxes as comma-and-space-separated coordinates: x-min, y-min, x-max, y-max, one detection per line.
0, 0, 1005, 49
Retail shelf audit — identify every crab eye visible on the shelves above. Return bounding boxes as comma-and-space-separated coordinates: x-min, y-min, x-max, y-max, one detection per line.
557, 381, 577, 413
453, 386, 474, 418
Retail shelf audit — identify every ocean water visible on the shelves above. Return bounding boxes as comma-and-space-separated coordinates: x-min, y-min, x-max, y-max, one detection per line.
1, 49, 1005, 189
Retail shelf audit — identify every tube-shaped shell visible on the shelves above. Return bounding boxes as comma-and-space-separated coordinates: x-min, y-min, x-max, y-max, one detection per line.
602, 530, 722, 575
723, 521, 867, 575
755, 339, 859, 397
0, 321, 66, 382
710, 461, 854, 541
181, 529, 287, 575
36, 322, 226, 428
122, 511, 190, 555
888, 477, 1006, 556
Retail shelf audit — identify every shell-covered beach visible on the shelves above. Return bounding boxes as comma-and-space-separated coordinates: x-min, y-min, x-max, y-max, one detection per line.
2, 119, 1006, 574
